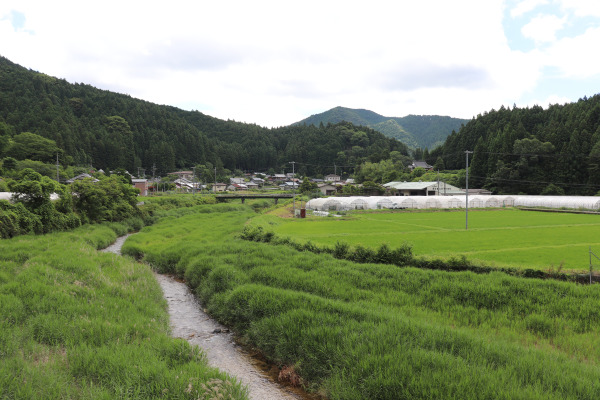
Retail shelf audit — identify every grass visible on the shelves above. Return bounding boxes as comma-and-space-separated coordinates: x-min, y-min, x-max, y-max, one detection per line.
250, 208, 600, 271
123, 204, 600, 399
0, 219, 248, 399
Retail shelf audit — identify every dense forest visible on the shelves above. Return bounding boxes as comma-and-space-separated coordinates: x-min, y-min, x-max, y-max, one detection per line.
294, 106, 467, 149
429, 96, 600, 195
0, 56, 408, 178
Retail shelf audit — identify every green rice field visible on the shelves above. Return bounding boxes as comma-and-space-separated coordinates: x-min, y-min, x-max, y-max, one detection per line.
254, 208, 600, 271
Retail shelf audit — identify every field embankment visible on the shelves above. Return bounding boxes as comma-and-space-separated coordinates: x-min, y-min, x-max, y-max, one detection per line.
0, 219, 247, 399
123, 204, 600, 399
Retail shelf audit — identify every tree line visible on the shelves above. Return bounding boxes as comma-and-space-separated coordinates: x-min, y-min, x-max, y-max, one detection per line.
0, 56, 408, 179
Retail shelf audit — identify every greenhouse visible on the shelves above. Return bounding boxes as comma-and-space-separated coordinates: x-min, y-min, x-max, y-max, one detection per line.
513, 196, 600, 210
306, 195, 600, 212
349, 197, 368, 210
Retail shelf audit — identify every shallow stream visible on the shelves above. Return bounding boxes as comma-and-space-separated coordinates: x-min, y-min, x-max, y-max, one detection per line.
102, 235, 306, 400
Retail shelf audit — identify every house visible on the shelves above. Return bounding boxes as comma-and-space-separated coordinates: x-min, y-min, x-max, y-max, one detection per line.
66, 173, 99, 184
212, 182, 227, 192
383, 181, 464, 196
230, 177, 245, 185
132, 179, 148, 196
408, 161, 434, 171
325, 174, 341, 182
229, 183, 248, 191
279, 181, 298, 190
318, 183, 338, 196
246, 182, 259, 190
168, 171, 194, 180
272, 174, 287, 181
251, 177, 265, 186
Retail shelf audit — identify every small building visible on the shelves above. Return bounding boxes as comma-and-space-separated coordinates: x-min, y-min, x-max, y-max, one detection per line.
132, 179, 148, 196
318, 183, 338, 196
66, 173, 99, 184
230, 177, 245, 185
408, 161, 434, 171
325, 174, 341, 182
272, 174, 287, 181
246, 182, 259, 190
383, 181, 463, 196
279, 181, 298, 190
212, 182, 227, 192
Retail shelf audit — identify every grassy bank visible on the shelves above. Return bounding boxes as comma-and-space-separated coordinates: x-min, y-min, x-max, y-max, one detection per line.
0, 219, 247, 399
123, 204, 600, 399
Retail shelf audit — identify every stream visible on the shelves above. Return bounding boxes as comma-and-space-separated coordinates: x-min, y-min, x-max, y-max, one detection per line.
101, 235, 305, 400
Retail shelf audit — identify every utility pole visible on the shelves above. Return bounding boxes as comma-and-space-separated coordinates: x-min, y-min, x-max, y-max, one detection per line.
56, 153, 60, 182
192, 166, 196, 195
289, 161, 296, 216
152, 163, 156, 195
465, 150, 473, 230
437, 170, 440, 196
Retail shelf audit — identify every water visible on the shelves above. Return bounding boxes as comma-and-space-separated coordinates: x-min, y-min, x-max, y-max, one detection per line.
102, 235, 306, 400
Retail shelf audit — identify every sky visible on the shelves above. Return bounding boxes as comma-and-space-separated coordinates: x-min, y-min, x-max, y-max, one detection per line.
1, 0, 600, 128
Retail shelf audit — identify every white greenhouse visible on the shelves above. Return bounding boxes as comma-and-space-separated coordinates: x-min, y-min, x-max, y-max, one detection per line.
513, 196, 600, 210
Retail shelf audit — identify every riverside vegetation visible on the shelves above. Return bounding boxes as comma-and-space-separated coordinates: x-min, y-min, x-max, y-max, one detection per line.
123, 202, 600, 399
0, 199, 248, 399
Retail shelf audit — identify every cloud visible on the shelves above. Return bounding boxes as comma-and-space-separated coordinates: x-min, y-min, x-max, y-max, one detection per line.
379, 63, 494, 91
511, 0, 549, 18
521, 14, 568, 43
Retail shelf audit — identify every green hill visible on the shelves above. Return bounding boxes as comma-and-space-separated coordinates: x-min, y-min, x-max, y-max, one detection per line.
430, 98, 600, 195
294, 106, 467, 149
0, 56, 408, 177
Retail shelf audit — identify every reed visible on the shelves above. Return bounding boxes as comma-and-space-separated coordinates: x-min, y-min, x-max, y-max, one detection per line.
0, 221, 248, 399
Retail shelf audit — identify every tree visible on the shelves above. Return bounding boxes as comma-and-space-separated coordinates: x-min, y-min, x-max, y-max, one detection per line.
8, 132, 62, 163
299, 177, 318, 194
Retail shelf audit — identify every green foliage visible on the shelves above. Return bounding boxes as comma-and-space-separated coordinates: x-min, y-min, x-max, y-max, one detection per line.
298, 176, 318, 194
7, 132, 62, 163
0, 56, 407, 176
432, 99, 600, 194
293, 106, 467, 149
125, 205, 600, 399
0, 223, 247, 399
71, 175, 139, 223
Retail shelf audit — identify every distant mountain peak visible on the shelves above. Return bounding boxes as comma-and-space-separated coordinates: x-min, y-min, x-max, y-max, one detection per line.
293, 106, 467, 149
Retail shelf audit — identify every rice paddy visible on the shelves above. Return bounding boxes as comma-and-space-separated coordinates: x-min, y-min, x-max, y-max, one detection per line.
253, 208, 600, 271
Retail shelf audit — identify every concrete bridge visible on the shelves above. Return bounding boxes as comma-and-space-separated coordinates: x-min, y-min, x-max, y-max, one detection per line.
215, 193, 295, 204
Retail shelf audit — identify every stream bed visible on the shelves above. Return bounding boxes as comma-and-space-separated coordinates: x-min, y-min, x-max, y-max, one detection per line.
102, 235, 305, 400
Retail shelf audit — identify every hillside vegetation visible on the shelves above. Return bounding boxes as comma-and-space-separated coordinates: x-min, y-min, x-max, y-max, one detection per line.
294, 106, 467, 149
431, 97, 600, 195
0, 56, 407, 177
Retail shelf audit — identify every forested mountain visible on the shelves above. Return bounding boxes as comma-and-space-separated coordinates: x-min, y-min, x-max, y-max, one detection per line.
0, 56, 408, 178
429, 97, 600, 195
293, 106, 467, 149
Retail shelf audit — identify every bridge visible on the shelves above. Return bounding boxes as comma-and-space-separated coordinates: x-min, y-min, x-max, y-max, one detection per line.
215, 193, 296, 204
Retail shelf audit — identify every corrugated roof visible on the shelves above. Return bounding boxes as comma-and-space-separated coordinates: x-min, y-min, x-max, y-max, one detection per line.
383, 181, 436, 190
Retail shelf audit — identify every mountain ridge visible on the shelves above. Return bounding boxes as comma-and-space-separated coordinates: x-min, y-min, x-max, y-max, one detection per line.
293, 106, 468, 150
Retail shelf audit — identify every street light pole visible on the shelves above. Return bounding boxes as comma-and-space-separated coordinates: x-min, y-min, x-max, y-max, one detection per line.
465, 150, 473, 230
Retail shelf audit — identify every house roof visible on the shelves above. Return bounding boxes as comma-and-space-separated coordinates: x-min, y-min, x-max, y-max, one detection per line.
383, 181, 437, 190
411, 161, 433, 169
67, 173, 99, 184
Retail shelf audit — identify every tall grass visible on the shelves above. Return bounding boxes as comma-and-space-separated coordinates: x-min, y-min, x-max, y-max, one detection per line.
0, 221, 248, 399
124, 204, 600, 399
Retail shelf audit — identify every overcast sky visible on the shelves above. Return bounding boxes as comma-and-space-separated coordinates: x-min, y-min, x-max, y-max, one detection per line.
1, 0, 599, 127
